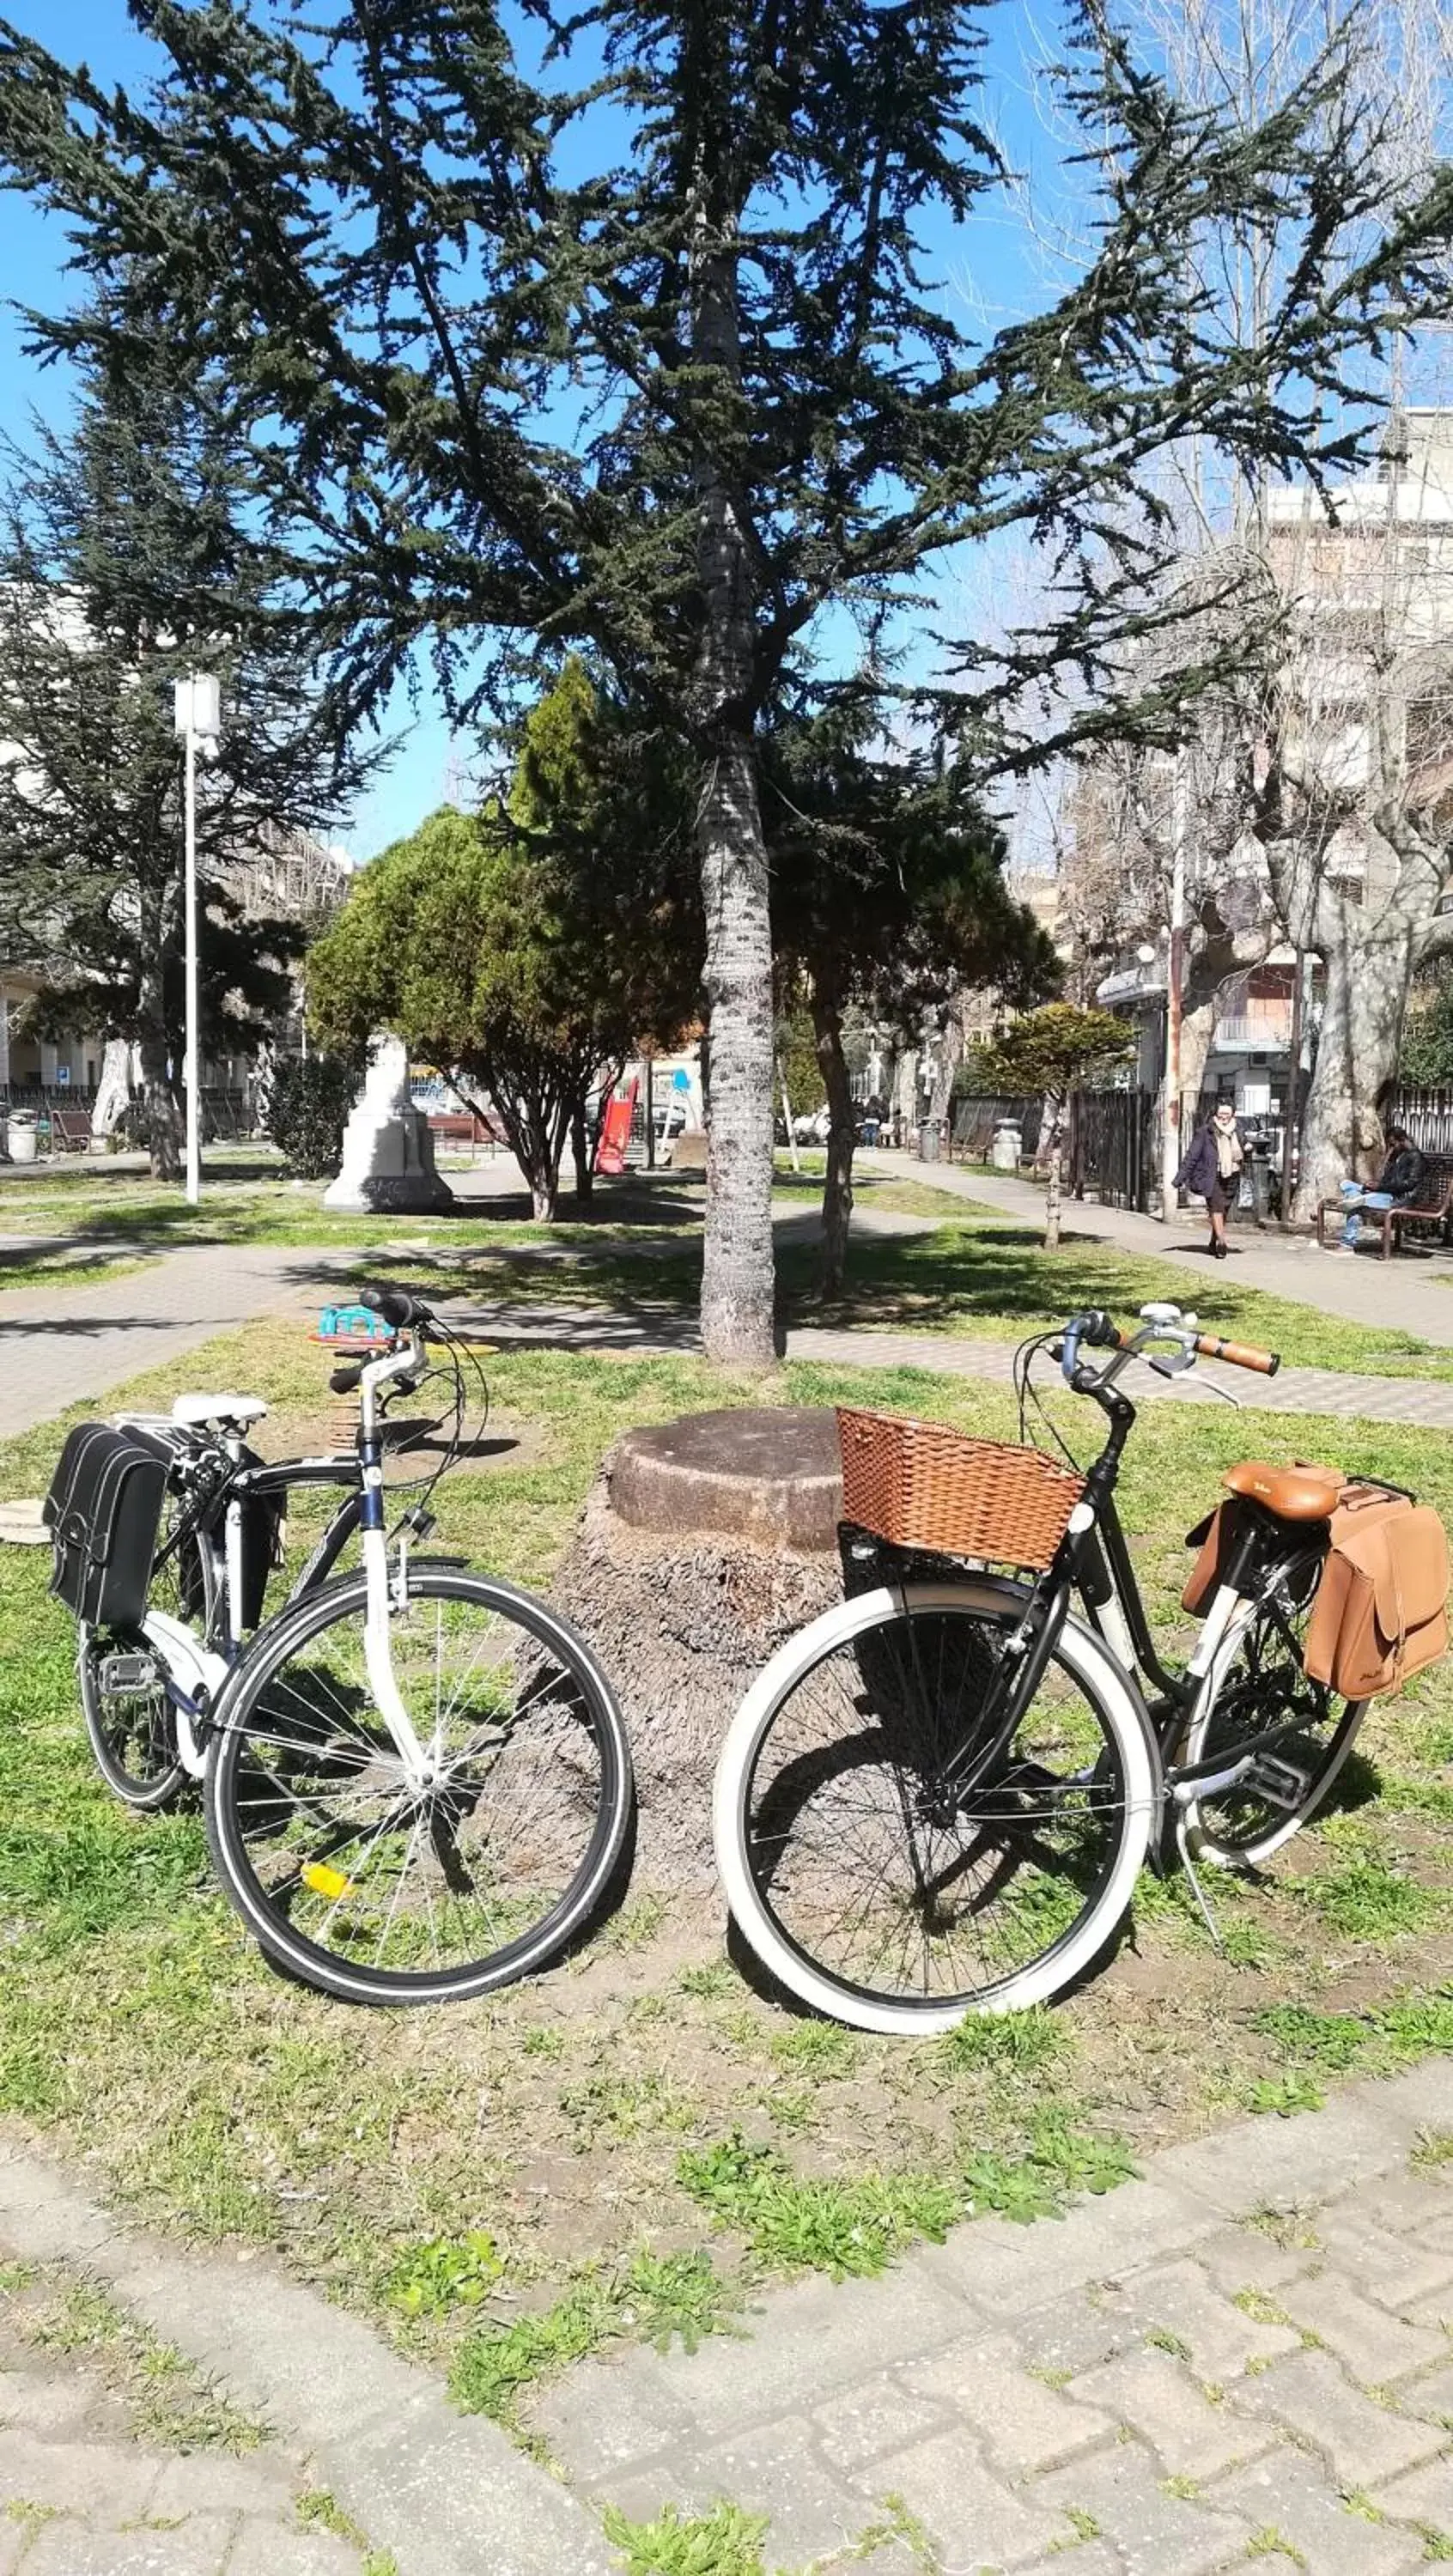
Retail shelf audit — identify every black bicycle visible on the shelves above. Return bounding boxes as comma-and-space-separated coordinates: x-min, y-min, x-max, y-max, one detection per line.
714, 1300, 1383, 2032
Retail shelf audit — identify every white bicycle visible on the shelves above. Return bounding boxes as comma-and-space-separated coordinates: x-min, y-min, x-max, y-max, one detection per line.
58, 1283, 633, 2005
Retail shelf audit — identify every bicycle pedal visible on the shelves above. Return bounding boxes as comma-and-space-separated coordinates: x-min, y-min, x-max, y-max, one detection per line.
1245, 1753, 1310, 1813
99, 1651, 158, 1695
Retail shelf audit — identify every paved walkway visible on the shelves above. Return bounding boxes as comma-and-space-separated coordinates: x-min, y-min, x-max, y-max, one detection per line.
0, 2142, 611, 2576
536, 2059, 1453, 2573
0, 1247, 352, 1443
7, 1236, 1453, 1443
870, 1151, 1453, 1350
0, 2252, 369, 2576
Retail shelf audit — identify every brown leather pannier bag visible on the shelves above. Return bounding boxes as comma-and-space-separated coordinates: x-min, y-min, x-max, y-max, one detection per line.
1303, 1489, 1450, 1702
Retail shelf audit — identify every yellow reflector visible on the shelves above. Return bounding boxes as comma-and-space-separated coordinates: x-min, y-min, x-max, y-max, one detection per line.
301, 1862, 355, 1902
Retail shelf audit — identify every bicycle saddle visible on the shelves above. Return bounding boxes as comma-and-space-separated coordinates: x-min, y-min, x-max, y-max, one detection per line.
170, 1394, 270, 1431
1222, 1460, 1342, 1522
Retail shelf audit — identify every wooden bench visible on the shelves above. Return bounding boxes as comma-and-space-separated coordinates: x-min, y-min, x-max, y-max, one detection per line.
1316, 1156, 1453, 1258
48, 1106, 94, 1154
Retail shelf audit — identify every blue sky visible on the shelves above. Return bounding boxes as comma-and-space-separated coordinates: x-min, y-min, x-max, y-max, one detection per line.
0, 3, 1067, 860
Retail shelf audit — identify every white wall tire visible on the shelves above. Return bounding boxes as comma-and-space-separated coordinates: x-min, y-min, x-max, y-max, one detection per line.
713, 1577, 1158, 2035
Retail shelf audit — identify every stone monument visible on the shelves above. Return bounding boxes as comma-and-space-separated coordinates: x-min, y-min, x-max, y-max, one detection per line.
324, 1036, 456, 1214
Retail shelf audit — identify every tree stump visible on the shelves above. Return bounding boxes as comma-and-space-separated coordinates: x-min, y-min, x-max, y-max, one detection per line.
551, 1408, 845, 1889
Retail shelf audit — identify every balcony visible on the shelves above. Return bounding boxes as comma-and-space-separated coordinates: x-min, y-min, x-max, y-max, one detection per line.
1216, 1016, 1292, 1052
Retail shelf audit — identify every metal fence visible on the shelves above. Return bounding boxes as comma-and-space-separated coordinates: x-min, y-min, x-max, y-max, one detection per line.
951, 1089, 1150, 1211
1389, 1088, 1453, 1154
1067, 1088, 1153, 1212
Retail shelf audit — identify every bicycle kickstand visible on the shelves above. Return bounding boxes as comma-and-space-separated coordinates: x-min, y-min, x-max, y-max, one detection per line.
1174, 1814, 1225, 1953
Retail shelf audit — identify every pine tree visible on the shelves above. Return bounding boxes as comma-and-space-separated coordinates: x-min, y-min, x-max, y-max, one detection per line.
0, 329, 376, 1176
3, 7, 1448, 1319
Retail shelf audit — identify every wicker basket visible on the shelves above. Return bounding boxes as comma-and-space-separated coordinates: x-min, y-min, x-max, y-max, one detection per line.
836, 1406, 1085, 1570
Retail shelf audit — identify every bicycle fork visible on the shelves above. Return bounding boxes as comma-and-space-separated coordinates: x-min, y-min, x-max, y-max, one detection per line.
356, 1366, 433, 1791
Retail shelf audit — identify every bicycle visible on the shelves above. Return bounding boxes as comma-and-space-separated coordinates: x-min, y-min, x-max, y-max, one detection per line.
64, 1282, 634, 2005
713, 1299, 1395, 2035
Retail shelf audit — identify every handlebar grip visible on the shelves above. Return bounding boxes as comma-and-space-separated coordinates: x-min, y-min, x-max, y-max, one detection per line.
329, 1362, 364, 1394
357, 1281, 431, 1330
1195, 1333, 1280, 1376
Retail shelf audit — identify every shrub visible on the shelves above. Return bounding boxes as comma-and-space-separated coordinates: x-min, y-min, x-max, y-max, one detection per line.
264, 1053, 358, 1179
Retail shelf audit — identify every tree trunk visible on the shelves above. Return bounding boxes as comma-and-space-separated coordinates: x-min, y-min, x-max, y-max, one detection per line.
1293, 929, 1407, 1218
811, 990, 855, 1300
697, 733, 776, 1357
491, 1084, 562, 1222
927, 1007, 963, 1140
689, 106, 775, 1365
1044, 1102, 1064, 1251
137, 948, 180, 1182
1176, 992, 1219, 1150
572, 1097, 594, 1210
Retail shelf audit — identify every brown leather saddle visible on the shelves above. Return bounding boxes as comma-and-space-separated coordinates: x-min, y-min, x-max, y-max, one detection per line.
1221, 1460, 1343, 1523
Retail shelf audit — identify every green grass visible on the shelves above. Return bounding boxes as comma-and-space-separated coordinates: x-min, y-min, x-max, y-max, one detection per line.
782, 1202, 1453, 1381
450, 2250, 741, 2420
0, 1246, 153, 1293
9, 1142, 1453, 1388
601, 2501, 773, 2576
6, 1322, 1453, 2435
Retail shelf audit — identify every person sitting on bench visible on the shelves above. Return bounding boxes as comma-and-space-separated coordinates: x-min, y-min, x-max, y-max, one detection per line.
1325, 1127, 1428, 1254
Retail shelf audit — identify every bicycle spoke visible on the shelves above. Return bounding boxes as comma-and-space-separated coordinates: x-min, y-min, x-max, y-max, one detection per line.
745, 1606, 1128, 2006
212, 1575, 623, 1991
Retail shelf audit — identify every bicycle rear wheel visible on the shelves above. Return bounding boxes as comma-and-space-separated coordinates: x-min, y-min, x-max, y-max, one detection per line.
79, 1517, 214, 1810
204, 1566, 632, 2003
714, 1578, 1157, 2034
1180, 1551, 1366, 1868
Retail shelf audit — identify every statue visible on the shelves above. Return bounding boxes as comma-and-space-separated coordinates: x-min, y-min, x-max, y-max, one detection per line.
323, 1036, 455, 1213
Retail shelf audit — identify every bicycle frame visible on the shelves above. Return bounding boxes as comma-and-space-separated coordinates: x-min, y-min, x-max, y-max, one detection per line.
134, 1328, 437, 1787
926, 1321, 1323, 1821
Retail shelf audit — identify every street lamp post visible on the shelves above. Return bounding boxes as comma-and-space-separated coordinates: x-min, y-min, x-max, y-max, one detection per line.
173, 675, 221, 1205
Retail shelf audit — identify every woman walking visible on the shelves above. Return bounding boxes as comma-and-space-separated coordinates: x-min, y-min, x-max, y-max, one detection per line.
1175, 1101, 1243, 1258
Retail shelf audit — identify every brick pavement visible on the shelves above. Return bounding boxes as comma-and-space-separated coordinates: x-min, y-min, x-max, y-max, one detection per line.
0, 2148, 612, 2576
536, 2061, 1453, 2573
0, 2253, 368, 2576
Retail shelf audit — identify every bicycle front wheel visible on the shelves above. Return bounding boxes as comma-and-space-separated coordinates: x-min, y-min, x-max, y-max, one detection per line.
204, 1567, 632, 2003
714, 1579, 1158, 2034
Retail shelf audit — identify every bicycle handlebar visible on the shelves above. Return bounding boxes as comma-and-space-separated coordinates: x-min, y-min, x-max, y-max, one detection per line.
357, 1281, 435, 1331
1059, 1307, 1279, 1386
1193, 1332, 1280, 1376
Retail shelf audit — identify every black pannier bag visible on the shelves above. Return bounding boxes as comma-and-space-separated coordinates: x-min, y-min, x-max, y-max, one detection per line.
236, 1476, 285, 1630
43, 1420, 173, 1631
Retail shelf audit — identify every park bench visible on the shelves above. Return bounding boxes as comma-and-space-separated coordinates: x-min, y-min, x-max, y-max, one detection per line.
1315, 1154, 1453, 1258
48, 1106, 93, 1154
426, 1105, 508, 1157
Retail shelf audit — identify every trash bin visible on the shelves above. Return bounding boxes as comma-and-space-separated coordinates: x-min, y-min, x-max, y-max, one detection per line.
991, 1119, 1023, 1172
919, 1118, 941, 1163
7, 1111, 39, 1165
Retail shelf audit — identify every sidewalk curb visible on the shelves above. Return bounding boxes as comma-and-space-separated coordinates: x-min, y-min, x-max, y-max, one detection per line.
0, 2136, 614, 2576
530, 2059, 1453, 2489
